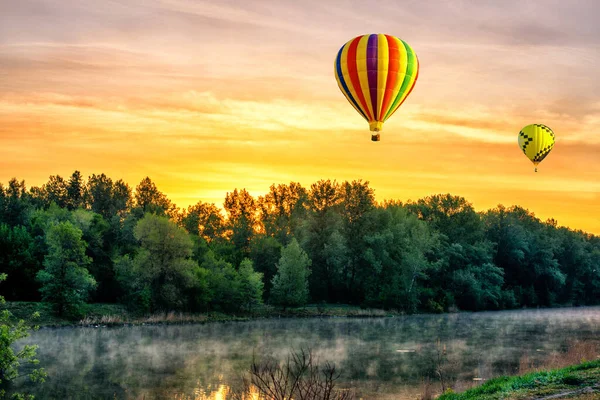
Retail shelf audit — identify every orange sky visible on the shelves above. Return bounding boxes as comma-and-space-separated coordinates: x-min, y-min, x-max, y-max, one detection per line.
1, 0, 599, 234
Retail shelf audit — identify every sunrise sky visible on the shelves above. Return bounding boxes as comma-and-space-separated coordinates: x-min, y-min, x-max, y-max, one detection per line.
1, 0, 599, 233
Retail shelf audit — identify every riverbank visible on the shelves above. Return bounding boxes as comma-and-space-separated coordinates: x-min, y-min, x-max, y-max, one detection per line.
4, 301, 400, 328
439, 360, 600, 400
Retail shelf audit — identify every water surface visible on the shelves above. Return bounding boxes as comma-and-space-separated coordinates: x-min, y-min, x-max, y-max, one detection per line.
12, 307, 600, 399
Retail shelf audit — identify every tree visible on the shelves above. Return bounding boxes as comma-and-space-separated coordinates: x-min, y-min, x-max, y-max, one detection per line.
339, 180, 376, 301
115, 214, 199, 312
362, 205, 438, 312
180, 201, 224, 241
0, 274, 47, 399
2, 179, 30, 227
224, 188, 259, 264
258, 182, 308, 245
66, 170, 85, 210
42, 175, 69, 209
86, 174, 115, 218
0, 224, 38, 301
406, 194, 484, 245
134, 177, 174, 216
249, 235, 282, 299
36, 221, 97, 316
270, 239, 311, 309
201, 251, 242, 313
238, 258, 264, 312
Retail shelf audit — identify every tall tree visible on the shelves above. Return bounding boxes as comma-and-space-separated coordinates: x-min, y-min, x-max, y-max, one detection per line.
3, 178, 30, 226
224, 188, 259, 264
66, 170, 85, 210
86, 173, 115, 218
43, 175, 69, 209
181, 201, 224, 241
362, 205, 438, 312
238, 258, 264, 312
134, 177, 174, 216
115, 214, 198, 311
407, 194, 484, 245
249, 235, 282, 299
339, 180, 376, 301
36, 221, 97, 316
270, 238, 311, 310
258, 182, 308, 245
0, 224, 38, 300
297, 179, 347, 302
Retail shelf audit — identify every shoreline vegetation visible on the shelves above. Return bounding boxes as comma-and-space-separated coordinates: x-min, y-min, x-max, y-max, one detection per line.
6, 301, 598, 329
437, 360, 600, 400
7, 301, 401, 328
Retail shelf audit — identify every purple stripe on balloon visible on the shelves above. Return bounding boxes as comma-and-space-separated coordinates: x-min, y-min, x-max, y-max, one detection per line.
366, 34, 378, 120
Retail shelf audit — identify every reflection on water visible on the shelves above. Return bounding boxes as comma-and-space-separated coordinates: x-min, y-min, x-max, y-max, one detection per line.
11, 307, 600, 399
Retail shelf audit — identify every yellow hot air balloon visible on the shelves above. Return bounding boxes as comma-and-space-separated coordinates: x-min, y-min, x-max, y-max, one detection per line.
334, 34, 419, 141
518, 124, 555, 172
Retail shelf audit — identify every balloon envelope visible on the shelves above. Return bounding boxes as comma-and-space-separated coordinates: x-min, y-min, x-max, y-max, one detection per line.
518, 124, 555, 171
334, 34, 419, 141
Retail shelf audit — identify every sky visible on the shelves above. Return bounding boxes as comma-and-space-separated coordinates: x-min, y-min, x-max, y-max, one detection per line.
1, 0, 599, 233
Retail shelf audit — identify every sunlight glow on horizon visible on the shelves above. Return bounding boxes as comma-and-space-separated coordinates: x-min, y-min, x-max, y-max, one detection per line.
1, 0, 599, 234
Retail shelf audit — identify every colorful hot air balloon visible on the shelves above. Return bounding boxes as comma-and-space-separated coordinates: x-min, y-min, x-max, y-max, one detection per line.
334, 34, 419, 141
518, 124, 555, 172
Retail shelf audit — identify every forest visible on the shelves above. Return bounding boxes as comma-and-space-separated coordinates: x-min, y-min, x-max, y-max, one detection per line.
0, 171, 599, 317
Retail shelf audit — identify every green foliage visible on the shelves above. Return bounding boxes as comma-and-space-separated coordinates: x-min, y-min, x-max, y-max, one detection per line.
270, 239, 311, 309
115, 214, 199, 312
362, 204, 438, 312
249, 235, 282, 298
437, 359, 600, 400
1, 172, 600, 317
237, 258, 264, 312
0, 274, 47, 399
202, 251, 242, 312
0, 224, 38, 301
36, 221, 96, 317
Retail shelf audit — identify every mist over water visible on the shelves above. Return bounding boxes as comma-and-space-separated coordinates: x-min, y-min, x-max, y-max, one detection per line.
11, 307, 600, 399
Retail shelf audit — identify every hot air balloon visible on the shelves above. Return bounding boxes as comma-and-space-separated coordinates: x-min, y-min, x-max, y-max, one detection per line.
518, 124, 555, 172
334, 34, 419, 141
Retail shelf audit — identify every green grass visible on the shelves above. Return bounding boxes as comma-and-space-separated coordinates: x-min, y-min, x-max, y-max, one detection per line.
3, 301, 399, 328
438, 360, 600, 400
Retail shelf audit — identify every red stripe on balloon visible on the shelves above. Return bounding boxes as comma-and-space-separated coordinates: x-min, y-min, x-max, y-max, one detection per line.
347, 36, 373, 121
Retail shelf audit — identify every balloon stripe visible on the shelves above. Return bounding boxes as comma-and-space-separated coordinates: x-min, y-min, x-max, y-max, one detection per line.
382, 36, 407, 121
367, 34, 379, 120
356, 35, 375, 120
376, 34, 389, 121
335, 46, 368, 120
385, 50, 419, 121
347, 36, 373, 120
380, 34, 398, 120
340, 39, 368, 121
384, 40, 416, 120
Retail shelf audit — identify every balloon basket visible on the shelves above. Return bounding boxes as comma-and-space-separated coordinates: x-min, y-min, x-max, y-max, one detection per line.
371, 133, 380, 142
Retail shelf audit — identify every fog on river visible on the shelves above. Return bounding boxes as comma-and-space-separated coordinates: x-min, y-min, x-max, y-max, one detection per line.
11, 307, 600, 400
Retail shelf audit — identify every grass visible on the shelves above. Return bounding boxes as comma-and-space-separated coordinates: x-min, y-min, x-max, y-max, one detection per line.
3, 301, 400, 328
437, 360, 600, 400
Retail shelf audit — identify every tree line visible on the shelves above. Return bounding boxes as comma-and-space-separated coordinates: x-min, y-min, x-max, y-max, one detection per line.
0, 171, 599, 317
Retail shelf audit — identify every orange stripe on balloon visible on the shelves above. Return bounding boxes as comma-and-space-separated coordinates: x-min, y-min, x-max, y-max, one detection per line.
386, 53, 419, 120
379, 35, 399, 120
347, 36, 373, 121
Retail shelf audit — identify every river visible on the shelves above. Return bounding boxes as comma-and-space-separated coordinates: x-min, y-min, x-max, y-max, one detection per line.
11, 306, 600, 399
